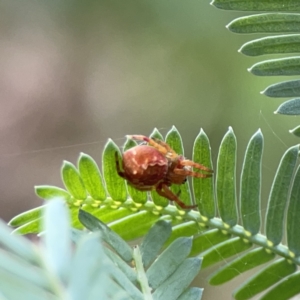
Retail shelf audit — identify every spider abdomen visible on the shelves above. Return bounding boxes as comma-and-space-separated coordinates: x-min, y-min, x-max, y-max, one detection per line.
122, 145, 168, 189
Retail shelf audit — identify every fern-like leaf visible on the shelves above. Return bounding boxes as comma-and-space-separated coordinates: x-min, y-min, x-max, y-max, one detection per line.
211, 0, 300, 134
8, 126, 300, 299
79, 210, 203, 300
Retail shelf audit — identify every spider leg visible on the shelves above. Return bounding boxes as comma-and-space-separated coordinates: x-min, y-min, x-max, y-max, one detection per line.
180, 160, 213, 173
115, 152, 126, 179
156, 182, 197, 209
127, 135, 176, 157
152, 138, 177, 158
173, 168, 213, 178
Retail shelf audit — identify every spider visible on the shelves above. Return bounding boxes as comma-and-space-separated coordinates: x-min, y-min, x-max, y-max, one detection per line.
115, 135, 213, 209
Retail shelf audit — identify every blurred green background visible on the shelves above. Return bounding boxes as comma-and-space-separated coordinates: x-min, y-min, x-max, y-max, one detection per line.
0, 1, 298, 299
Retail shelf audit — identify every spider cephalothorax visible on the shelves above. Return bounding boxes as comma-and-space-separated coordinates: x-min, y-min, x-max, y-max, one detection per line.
115, 135, 213, 209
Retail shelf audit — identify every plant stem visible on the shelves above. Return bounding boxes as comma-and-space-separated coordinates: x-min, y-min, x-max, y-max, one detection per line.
133, 245, 153, 300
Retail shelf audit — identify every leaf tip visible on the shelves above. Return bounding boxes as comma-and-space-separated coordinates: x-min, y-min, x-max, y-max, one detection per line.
252, 128, 262, 139
150, 127, 162, 138
62, 160, 70, 168
78, 152, 89, 161
125, 135, 132, 143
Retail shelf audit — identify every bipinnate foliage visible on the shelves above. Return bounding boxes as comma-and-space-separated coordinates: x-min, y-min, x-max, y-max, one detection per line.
211, 0, 300, 135
9, 126, 300, 299
0, 199, 202, 300
79, 209, 203, 300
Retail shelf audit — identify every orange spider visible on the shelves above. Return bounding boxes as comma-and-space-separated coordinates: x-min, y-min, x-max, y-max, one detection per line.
115, 135, 213, 209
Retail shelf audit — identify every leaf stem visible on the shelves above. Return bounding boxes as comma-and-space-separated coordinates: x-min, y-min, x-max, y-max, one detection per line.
84, 198, 298, 265
133, 245, 153, 300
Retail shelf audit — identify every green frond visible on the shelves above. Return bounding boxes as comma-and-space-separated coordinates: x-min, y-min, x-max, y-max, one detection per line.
79, 210, 203, 300
8, 127, 300, 299
1, 200, 203, 299
211, 0, 300, 134
0, 200, 134, 299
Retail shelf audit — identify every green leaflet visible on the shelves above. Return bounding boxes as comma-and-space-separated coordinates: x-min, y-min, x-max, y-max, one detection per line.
165, 126, 193, 207
35, 186, 72, 202
212, 0, 300, 11
78, 210, 133, 262
263, 80, 300, 98
8, 206, 44, 227
216, 127, 237, 227
110, 210, 162, 241
250, 57, 300, 76
61, 161, 87, 201
78, 153, 106, 201
192, 129, 215, 218
104, 248, 137, 285
201, 237, 252, 269
240, 34, 300, 56
140, 220, 172, 268
190, 229, 229, 257
102, 139, 127, 202
83, 205, 134, 224
234, 258, 297, 300
265, 145, 299, 246
287, 165, 300, 257
209, 247, 275, 285
11, 218, 41, 235
108, 261, 143, 300
240, 129, 263, 235
260, 271, 300, 300
147, 237, 192, 289
152, 257, 202, 300
289, 125, 300, 137
275, 98, 300, 115
228, 13, 300, 34
166, 221, 202, 247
